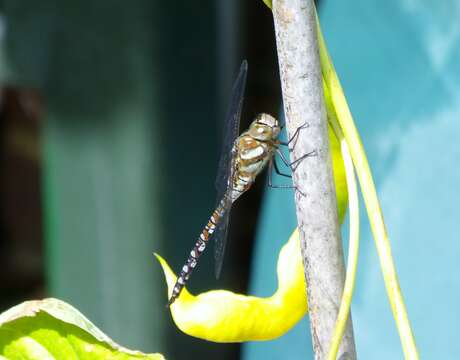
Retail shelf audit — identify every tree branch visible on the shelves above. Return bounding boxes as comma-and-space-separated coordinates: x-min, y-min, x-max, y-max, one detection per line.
271, 1, 357, 358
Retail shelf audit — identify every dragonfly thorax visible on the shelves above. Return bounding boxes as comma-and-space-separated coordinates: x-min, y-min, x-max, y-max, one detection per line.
228, 113, 280, 203
248, 113, 280, 142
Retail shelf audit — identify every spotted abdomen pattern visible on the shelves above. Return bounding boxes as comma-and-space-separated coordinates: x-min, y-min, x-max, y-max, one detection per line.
167, 198, 228, 306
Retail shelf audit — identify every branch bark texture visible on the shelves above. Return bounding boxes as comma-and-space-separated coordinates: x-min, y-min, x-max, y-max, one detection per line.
272, 1, 357, 358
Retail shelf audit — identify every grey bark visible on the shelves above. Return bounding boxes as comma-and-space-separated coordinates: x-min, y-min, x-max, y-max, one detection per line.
271, 1, 357, 359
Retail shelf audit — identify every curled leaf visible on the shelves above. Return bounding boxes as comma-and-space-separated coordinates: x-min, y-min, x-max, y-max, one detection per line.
155, 229, 307, 342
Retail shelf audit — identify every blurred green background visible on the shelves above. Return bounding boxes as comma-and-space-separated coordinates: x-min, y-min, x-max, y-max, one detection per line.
1, 0, 459, 359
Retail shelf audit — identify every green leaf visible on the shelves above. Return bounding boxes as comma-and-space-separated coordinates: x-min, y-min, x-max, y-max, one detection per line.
0, 298, 165, 360
261, 0, 272, 9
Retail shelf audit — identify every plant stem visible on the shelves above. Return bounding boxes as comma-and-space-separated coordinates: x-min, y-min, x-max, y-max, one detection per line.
316, 17, 420, 360
325, 82, 360, 360
271, 0, 356, 358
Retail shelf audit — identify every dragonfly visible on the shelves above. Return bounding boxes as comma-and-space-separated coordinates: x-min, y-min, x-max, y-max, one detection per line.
167, 60, 312, 306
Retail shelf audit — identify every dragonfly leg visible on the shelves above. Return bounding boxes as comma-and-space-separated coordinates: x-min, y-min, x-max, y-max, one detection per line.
268, 159, 306, 196
276, 148, 317, 172
268, 159, 294, 189
279, 121, 309, 149
273, 157, 291, 178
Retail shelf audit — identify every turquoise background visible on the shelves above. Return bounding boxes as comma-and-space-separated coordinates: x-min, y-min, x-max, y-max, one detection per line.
244, 1, 460, 359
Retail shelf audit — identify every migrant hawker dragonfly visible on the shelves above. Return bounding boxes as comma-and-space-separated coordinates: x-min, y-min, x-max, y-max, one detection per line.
168, 60, 311, 306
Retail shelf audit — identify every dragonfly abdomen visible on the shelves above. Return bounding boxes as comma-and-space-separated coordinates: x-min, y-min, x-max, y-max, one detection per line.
168, 198, 228, 306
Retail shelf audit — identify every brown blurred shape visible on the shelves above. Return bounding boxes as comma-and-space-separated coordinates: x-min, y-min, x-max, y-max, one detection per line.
0, 86, 45, 309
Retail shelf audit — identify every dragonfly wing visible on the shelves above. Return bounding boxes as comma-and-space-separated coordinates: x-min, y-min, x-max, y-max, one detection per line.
213, 197, 232, 279
214, 60, 248, 278
215, 60, 247, 201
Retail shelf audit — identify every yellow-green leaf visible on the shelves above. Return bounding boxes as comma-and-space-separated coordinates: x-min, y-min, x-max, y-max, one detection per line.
156, 229, 306, 342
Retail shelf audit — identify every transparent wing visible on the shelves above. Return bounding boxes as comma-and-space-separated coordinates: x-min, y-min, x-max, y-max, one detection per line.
214, 60, 247, 199
213, 60, 248, 279
213, 199, 232, 279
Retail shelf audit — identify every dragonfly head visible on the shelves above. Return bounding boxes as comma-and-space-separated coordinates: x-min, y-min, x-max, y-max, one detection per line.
249, 113, 281, 141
